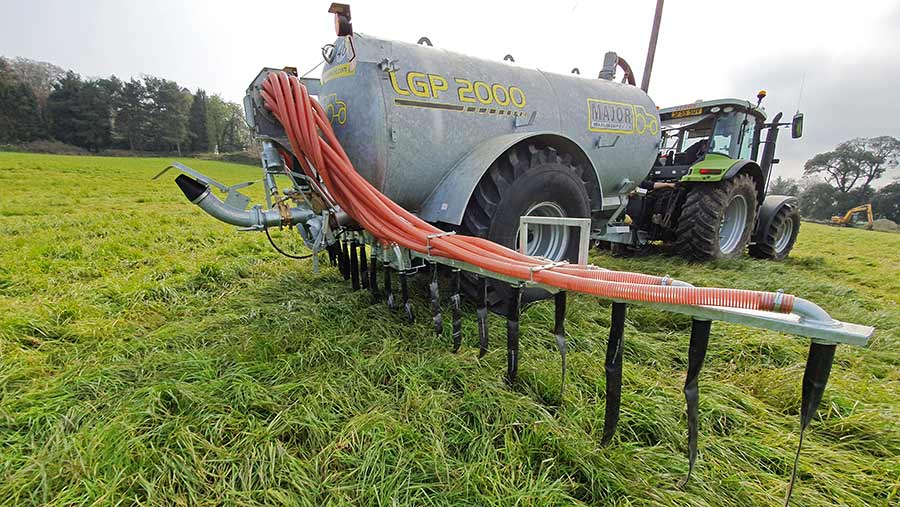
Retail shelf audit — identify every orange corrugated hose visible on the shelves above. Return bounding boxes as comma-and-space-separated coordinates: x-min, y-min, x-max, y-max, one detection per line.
259, 71, 794, 314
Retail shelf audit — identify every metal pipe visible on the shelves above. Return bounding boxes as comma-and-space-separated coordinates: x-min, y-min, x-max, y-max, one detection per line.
429, 264, 443, 336
451, 269, 463, 352
384, 264, 395, 311
400, 271, 414, 323
792, 298, 837, 325
640, 0, 664, 92
176, 175, 314, 229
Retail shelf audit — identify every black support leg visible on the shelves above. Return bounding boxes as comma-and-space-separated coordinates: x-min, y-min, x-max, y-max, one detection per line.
349, 241, 360, 291
339, 240, 350, 280
359, 243, 368, 290
369, 252, 379, 302
783, 343, 837, 506
476, 276, 489, 358
553, 292, 568, 398
679, 318, 711, 488
451, 269, 462, 352
506, 285, 522, 385
327, 242, 338, 267
400, 270, 414, 323
429, 264, 443, 336
601, 302, 627, 446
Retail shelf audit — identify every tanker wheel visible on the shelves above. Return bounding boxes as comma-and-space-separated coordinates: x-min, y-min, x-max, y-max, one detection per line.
460, 144, 591, 315
749, 205, 800, 260
675, 174, 758, 261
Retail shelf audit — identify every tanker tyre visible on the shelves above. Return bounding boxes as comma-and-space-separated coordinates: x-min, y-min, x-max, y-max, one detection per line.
675, 174, 758, 261
461, 144, 591, 315
749, 205, 800, 260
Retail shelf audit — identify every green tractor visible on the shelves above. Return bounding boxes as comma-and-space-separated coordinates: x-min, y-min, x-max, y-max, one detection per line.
604, 92, 805, 260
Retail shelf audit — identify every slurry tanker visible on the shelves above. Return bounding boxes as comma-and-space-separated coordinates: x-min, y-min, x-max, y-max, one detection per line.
158, 4, 872, 504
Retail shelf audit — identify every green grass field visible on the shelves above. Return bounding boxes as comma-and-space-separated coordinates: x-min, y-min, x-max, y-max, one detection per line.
1, 152, 898, 506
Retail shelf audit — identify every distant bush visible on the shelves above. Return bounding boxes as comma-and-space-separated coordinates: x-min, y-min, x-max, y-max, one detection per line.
872, 218, 899, 232
0, 139, 89, 155
193, 151, 259, 167
101, 148, 165, 158
0, 142, 260, 167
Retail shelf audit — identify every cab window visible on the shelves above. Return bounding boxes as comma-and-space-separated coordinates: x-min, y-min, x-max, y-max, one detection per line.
681, 129, 710, 152
709, 112, 741, 157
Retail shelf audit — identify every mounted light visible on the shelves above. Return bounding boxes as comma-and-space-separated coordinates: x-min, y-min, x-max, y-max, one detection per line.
723, 106, 734, 113
756, 90, 767, 107
328, 3, 353, 36
710, 106, 721, 113
699, 169, 722, 175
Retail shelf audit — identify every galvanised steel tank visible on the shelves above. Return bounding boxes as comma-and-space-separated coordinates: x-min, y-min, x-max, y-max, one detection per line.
316, 33, 660, 228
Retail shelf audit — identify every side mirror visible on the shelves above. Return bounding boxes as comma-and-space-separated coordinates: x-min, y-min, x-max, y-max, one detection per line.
791, 112, 804, 139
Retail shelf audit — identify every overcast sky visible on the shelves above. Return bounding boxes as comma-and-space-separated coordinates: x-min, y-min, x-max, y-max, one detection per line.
2, 0, 898, 180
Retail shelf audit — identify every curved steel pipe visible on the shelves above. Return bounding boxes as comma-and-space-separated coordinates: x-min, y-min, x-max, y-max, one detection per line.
176, 174, 315, 229
792, 298, 838, 326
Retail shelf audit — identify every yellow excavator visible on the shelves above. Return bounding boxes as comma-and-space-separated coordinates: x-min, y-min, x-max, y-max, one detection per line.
831, 204, 874, 230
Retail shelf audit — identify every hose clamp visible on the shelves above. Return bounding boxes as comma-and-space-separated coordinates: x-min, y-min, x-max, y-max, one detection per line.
276, 199, 292, 227
528, 260, 569, 282
426, 231, 455, 253
661, 274, 672, 286
773, 289, 785, 313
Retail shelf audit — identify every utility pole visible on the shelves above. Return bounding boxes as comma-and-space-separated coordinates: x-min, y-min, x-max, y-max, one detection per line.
640, 0, 664, 92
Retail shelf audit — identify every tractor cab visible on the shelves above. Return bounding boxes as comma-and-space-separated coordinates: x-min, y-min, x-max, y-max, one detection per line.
607, 93, 807, 261
651, 99, 767, 182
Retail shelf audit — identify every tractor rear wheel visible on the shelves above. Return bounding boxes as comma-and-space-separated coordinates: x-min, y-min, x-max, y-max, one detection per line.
749, 205, 800, 260
676, 174, 758, 260
461, 144, 591, 314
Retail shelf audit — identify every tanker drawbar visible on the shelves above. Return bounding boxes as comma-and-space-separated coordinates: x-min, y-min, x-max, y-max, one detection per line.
160, 5, 874, 504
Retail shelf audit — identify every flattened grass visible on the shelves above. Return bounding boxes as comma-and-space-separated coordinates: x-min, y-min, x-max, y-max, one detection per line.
0, 152, 898, 505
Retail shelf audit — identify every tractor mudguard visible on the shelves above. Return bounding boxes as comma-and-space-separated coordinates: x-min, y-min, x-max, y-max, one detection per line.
681, 156, 764, 200
753, 195, 798, 242
723, 159, 762, 183
418, 131, 596, 226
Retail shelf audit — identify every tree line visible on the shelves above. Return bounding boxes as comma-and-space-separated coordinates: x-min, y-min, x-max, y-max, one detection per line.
770, 136, 900, 223
0, 56, 250, 154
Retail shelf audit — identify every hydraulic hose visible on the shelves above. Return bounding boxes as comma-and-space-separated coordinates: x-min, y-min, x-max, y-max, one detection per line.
258, 71, 797, 315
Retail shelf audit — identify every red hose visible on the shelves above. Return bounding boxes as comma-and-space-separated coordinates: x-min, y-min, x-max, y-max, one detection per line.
259, 71, 795, 315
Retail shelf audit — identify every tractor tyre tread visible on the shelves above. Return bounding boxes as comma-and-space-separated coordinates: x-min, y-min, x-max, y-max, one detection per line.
460, 143, 590, 314
676, 174, 758, 261
749, 205, 801, 260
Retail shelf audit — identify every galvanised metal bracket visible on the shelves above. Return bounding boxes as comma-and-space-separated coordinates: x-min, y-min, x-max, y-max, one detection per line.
519, 216, 592, 266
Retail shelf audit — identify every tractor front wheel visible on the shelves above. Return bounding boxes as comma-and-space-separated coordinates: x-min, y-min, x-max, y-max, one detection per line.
749, 205, 800, 260
676, 174, 758, 260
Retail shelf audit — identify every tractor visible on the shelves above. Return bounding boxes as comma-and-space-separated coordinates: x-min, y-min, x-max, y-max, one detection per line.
601, 95, 805, 260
